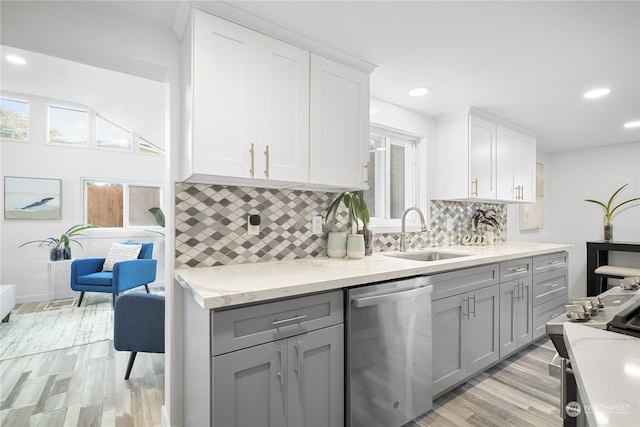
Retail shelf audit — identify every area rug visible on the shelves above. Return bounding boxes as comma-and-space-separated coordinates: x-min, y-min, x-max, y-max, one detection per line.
0, 297, 113, 361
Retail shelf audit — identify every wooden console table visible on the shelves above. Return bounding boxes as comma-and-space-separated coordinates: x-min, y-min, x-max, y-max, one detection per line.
586, 241, 640, 296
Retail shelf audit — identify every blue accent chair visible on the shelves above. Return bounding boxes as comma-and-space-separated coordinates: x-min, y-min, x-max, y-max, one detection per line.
114, 293, 165, 380
70, 242, 157, 307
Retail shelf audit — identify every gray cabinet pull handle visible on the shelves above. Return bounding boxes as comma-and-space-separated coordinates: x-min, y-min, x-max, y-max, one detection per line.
272, 315, 307, 326
470, 294, 476, 317
463, 296, 469, 319
513, 284, 519, 301
294, 341, 303, 388
277, 345, 284, 386
264, 145, 269, 178
510, 266, 527, 273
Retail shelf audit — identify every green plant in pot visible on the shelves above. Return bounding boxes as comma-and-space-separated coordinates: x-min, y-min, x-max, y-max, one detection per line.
20, 224, 98, 261
584, 183, 640, 241
326, 190, 372, 255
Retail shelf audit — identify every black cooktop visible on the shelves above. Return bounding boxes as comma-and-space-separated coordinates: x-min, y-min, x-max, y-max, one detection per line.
609, 300, 640, 338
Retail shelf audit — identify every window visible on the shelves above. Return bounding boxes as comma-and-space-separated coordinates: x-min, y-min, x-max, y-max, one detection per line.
96, 115, 131, 150
0, 97, 29, 141
48, 105, 87, 145
84, 180, 162, 228
365, 126, 420, 228
139, 137, 164, 155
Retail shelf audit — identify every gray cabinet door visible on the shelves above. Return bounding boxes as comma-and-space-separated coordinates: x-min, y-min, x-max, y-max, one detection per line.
213, 340, 287, 427
466, 285, 499, 376
288, 325, 344, 427
516, 277, 533, 347
499, 281, 518, 358
432, 293, 467, 396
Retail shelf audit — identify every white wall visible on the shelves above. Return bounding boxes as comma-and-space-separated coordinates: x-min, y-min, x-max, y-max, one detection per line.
509, 141, 640, 297
1, 1, 182, 425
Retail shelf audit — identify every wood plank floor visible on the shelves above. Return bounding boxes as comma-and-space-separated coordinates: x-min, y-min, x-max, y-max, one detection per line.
408, 338, 562, 427
0, 298, 164, 427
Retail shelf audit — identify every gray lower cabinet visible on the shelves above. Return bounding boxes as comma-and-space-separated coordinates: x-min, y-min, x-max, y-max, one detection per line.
213, 324, 344, 427
499, 277, 533, 357
432, 264, 500, 396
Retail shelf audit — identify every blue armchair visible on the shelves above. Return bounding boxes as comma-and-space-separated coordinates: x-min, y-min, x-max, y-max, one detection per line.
71, 242, 157, 307
114, 293, 165, 380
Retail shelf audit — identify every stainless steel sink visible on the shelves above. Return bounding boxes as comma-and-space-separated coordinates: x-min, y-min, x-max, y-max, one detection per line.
384, 250, 472, 262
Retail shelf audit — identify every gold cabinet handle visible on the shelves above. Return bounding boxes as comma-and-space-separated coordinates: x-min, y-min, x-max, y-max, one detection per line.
264, 145, 269, 178
364, 161, 370, 184
471, 179, 479, 196
249, 143, 255, 177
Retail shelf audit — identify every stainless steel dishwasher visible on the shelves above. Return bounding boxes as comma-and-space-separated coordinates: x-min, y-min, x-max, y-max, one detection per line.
347, 276, 433, 427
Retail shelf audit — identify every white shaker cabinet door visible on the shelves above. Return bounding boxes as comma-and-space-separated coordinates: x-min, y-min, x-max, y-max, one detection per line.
191, 11, 259, 179
469, 115, 497, 200
258, 38, 310, 182
309, 54, 370, 189
513, 132, 536, 203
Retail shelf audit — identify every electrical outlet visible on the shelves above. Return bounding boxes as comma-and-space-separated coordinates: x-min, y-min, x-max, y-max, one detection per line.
312, 216, 323, 235
248, 215, 260, 236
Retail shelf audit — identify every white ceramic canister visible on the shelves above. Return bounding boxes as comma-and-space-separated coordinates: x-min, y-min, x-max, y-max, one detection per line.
347, 234, 365, 259
327, 232, 347, 258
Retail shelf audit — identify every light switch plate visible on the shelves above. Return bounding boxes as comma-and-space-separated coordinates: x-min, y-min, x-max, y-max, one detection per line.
312, 216, 323, 235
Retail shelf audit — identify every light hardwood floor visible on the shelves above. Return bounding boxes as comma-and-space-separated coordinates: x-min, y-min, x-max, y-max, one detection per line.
408, 338, 562, 427
0, 297, 164, 427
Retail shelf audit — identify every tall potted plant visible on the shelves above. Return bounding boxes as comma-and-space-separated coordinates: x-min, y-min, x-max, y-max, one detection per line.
584, 183, 640, 241
20, 224, 98, 261
326, 191, 372, 255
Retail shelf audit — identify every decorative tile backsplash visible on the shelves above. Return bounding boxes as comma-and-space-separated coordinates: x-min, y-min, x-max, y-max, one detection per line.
175, 183, 506, 268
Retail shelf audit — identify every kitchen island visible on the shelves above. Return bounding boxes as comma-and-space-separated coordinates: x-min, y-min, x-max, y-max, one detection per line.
176, 241, 571, 309
564, 322, 640, 427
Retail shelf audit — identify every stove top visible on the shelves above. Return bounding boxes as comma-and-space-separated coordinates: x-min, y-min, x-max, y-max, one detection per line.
546, 287, 640, 335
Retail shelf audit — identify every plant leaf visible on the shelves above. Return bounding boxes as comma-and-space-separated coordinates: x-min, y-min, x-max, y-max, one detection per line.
148, 207, 165, 227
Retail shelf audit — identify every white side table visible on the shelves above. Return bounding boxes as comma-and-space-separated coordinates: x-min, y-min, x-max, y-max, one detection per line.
46, 259, 74, 303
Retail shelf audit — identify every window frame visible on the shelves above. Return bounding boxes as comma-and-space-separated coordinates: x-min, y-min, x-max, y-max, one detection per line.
367, 124, 428, 232
0, 94, 31, 143
47, 102, 90, 147
96, 114, 133, 152
82, 178, 164, 230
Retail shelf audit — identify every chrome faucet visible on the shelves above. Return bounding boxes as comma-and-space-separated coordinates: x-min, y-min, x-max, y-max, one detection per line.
399, 207, 428, 252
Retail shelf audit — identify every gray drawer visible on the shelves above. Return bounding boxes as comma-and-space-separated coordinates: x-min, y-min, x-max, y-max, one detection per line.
431, 263, 499, 301
499, 257, 532, 282
212, 290, 343, 356
533, 268, 568, 307
533, 252, 568, 275
533, 295, 567, 340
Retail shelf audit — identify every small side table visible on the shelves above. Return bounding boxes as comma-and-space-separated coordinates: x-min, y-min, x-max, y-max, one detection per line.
46, 259, 74, 303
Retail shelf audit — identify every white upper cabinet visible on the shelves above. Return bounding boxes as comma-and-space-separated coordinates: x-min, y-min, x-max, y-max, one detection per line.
437, 107, 536, 203
497, 126, 536, 202
181, 10, 371, 190
182, 10, 309, 185
309, 54, 370, 189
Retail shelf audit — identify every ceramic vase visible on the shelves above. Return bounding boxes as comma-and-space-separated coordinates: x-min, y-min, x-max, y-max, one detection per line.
327, 232, 347, 258
347, 234, 365, 259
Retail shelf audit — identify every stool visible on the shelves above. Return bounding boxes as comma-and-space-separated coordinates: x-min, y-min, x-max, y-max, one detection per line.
1, 284, 17, 322
594, 265, 640, 293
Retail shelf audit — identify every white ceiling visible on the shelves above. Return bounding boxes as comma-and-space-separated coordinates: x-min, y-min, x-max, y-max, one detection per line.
5, 1, 639, 155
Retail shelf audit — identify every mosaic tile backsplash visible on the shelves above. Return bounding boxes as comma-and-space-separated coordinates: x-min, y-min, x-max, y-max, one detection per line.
175, 183, 506, 268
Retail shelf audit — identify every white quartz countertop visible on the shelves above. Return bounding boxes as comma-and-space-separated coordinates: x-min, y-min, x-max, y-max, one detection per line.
175, 241, 570, 310
563, 322, 640, 427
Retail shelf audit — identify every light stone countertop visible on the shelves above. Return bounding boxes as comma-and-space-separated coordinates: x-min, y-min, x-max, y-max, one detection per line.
563, 322, 640, 427
175, 241, 571, 310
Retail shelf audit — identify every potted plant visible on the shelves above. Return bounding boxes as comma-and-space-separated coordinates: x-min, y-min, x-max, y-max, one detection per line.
471, 209, 500, 244
584, 183, 640, 241
20, 224, 98, 261
326, 191, 372, 255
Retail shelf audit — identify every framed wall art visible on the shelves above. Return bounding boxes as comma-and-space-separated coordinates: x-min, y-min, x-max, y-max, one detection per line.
4, 176, 61, 219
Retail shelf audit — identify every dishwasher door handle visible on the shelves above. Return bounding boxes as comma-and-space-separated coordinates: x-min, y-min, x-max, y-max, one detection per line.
351, 285, 432, 308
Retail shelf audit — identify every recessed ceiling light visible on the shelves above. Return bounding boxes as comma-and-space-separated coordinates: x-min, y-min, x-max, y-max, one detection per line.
584, 88, 610, 99
6, 55, 26, 65
623, 120, 640, 128
409, 87, 430, 97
